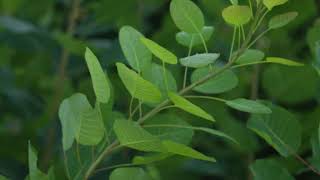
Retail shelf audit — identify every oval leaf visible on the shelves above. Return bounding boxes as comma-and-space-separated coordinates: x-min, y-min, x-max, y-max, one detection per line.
250, 159, 294, 180
269, 12, 298, 29
266, 57, 304, 66
168, 92, 215, 122
222, 5, 252, 26
85, 48, 110, 103
119, 26, 152, 72
140, 37, 177, 64
226, 98, 272, 114
236, 49, 265, 64
263, 0, 288, 10
176, 26, 214, 47
116, 63, 162, 103
170, 0, 205, 33
180, 53, 220, 68
191, 66, 238, 94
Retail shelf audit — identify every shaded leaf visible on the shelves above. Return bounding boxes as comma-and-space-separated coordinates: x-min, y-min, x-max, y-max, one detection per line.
170, 0, 205, 33
168, 92, 215, 122
132, 153, 171, 165
119, 26, 152, 72
109, 167, 153, 180
180, 53, 220, 68
269, 12, 298, 29
250, 159, 294, 180
222, 5, 252, 26
140, 37, 177, 64
236, 49, 265, 64
28, 142, 50, 180
0, 175, 8, 180
266, 57, 304, 66
176, 26, 214, 47
116, 63, 162, 103
226, 98, 272, 114
85, 48, 110, 103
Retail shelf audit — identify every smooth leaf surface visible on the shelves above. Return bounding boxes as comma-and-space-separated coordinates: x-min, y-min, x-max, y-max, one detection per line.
176, 26, 214, 47
250, 159, 294, 180
247, 103, 301, 157
266, 57, 304, 66
116, 63, 162, 103
180, 53, 220, 68
269, 12, 298, 29
222, 5, 252, 26
140, 37, 177, 64
191, 67, 238, 94
109, 167, 152, 180
119, 26, 152, 72
263, 0, 288, 10
132, 153, 171, 165
28, 142, 49, 180
168, 92, 215, 122
0, 175, 8, 180
226, 98, 272, 114
170, 0, 204, 33
236, 49, 265, 64
85, 48, 110, 103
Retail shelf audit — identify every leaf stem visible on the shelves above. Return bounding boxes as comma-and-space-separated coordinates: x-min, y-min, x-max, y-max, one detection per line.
184, 95, 227, 103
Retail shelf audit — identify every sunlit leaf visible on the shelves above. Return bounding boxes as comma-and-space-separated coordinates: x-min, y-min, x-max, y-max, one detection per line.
116, 63, 162, 103
266, 57, 304, 66
191, 66, 238, 94
236, 49, 265, 64
170, 0, 204, 33
176, 26, 214, 47
229, 0, 238, 5
269, 12, 298, 29
85, 48, 110, 103
168, 92, 215, 122
263, 0, 288, 10
226, 98, 272, 114
0, 175, 8, 180
119, 26, 152, 72
109, 168, 152, 180
180, 53, 220, 68
250, 159, 294, 180
222, 5, 252, 26
140, 37, 177, 64
247, 103, 301, 157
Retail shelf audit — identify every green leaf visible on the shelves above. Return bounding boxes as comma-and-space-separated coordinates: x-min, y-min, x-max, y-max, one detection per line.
75, 103, 105, 146
266, 57, 304, 66
113, 119, 165, 152
269, 12, 298, 29
143, 63, 177, 98
140, 37, 177, 64
132, 153, 171, 165
85, 48, 110, 103
116, 63, 162, 103
28, 142, 49, 180
180, 53, 220, 68
247, 103, 301, 157
191, 66, 238, 94
222, 5, 252, 26
0, 175, 8, 180
162, 140, 216, 162
263, 0, 288, 10
59, 93, 92, 150
176, 26, 214, 47
250, 159, 294, 180
229, 0, 238, 5
168, 92, 215, 122
226, 98, 272, 114
119, 26, 152, 72
170, 0, 205, 33
236, 49, 265, 64
144, 114, 194, 145
109, 168, 153, 180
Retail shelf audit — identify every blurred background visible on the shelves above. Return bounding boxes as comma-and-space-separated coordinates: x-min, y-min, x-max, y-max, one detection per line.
0, 0, 320, 179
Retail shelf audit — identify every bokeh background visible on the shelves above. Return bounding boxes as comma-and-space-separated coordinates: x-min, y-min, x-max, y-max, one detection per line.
1, 0, 320, 179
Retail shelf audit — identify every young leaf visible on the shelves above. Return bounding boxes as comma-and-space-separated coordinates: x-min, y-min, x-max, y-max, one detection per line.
269, 12, 298, 29
162, 140, 216, 162
247, 103, 301, 157
168, 92, 215, 122
75, 104, 105, 146
59, 93, 92, 150
266, 57, 304, 66
236, 49, 265, 64
170, 0, 205, 33
119, 26, 152, 72
180, 53, 220, 68
85, 48, 110, 103
140, 37, 177, 64
110, 168, 152, 180
28, 142, 50, 180
176, 26, 214, 47
226, 98, 272, 114
250, 159, 294, 180
116, 63, 162, 103
222, 5, 252, 26
263, 0, 288, 10
191, 67, 238, 94
113, 119, 165, 152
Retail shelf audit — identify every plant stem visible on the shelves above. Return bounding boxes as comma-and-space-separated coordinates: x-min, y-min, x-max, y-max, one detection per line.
184, 95, 227, 103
